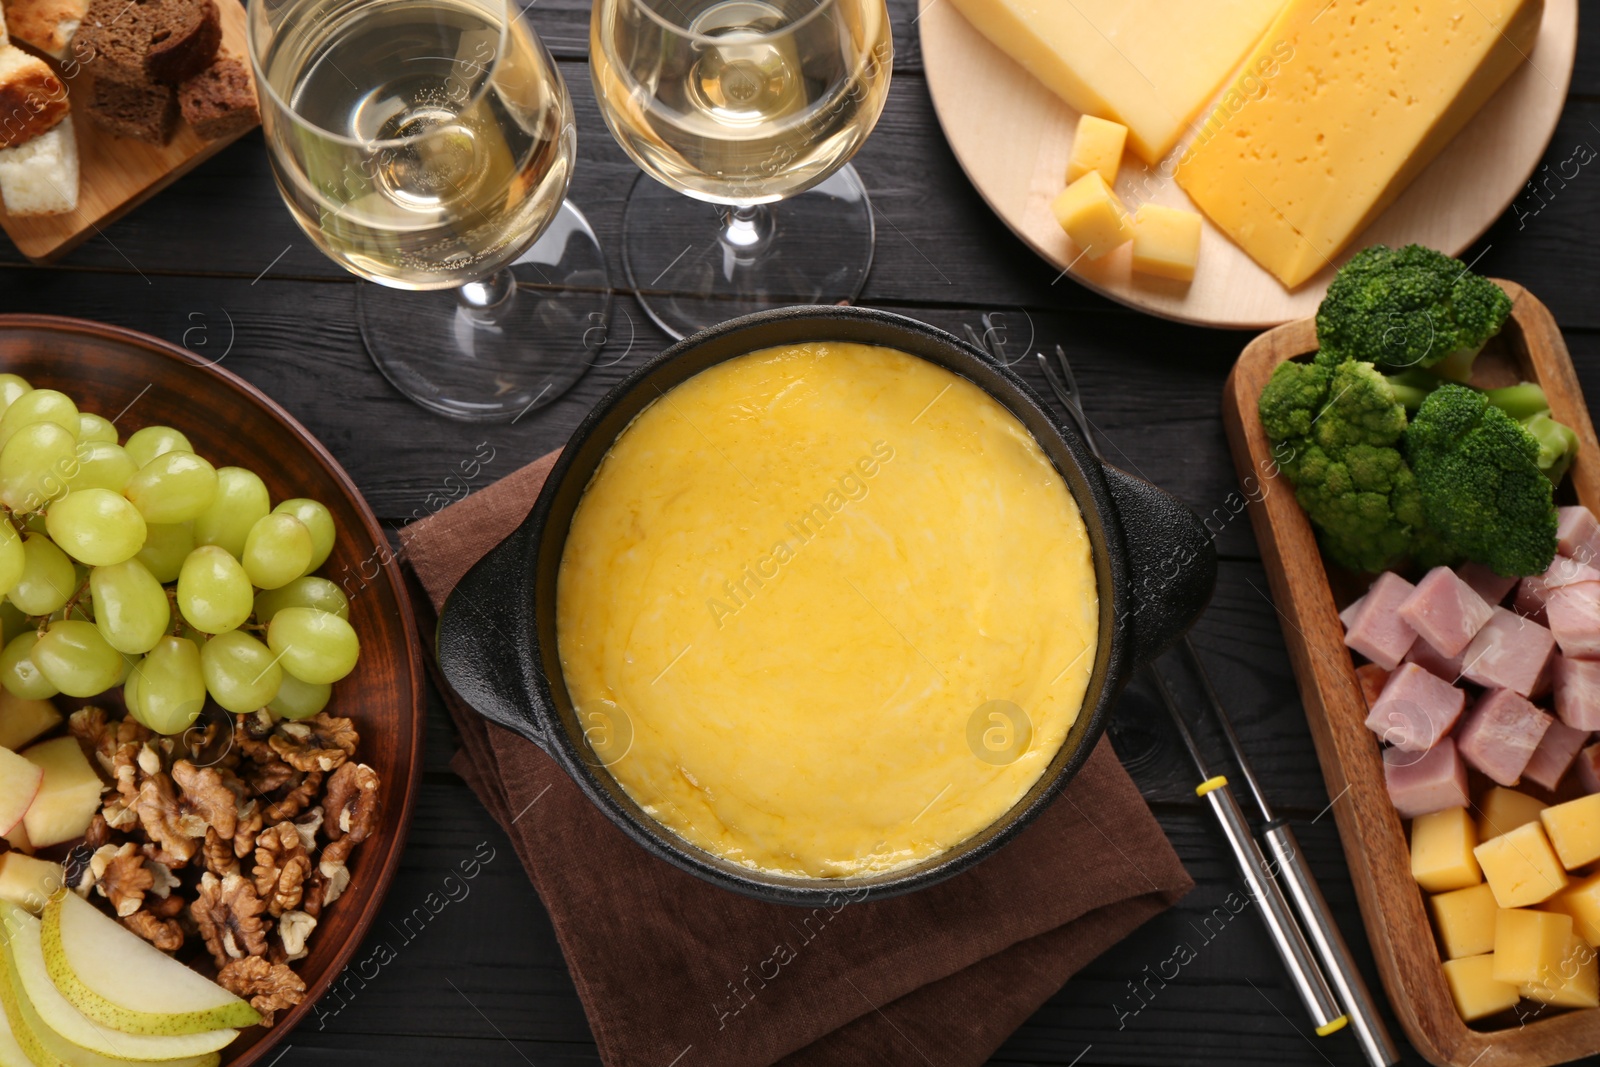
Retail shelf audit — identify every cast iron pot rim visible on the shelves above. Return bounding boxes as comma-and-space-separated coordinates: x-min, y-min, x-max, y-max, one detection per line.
517, 304, 1134, 905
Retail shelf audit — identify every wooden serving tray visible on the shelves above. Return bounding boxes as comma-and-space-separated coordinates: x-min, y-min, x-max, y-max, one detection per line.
0, 0, 259, 264
1222, 283, 1600, 1067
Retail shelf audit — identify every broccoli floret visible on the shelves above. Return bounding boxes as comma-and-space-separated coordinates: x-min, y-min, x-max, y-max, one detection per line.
1405, 384, 1559, 577
1316, 244, 1512, 378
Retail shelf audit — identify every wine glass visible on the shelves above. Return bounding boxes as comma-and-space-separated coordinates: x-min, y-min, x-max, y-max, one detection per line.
248, 0, 610, 421
590, 0, 893, 339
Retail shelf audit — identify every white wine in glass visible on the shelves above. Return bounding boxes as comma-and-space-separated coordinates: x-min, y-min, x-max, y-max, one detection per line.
591, 0, 892, 338
250, 0, 611, 420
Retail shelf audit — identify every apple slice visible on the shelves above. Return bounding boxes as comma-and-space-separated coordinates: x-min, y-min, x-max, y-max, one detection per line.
43, 893, 259, 1035
0, 854, 63, 915
0, 748, 42, 837
4, 900, 238, 1060
18, 739, 104, 849
4, 821, 31, 854
0, 694, 60, 752
0, 903, 220, 1067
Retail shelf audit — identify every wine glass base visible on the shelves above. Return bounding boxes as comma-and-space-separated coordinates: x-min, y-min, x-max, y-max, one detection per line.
357, 200, 612, 422
621, 164, 876, 340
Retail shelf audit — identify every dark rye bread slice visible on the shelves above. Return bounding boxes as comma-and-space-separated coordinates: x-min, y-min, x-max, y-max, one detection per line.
178, 52, 257, 140
77, 0, 220, 85
84, 74, 177, 144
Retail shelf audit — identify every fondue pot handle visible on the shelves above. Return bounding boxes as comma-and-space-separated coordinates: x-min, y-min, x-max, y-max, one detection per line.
1100, 464, 1217, 663
436, 521, 553, 754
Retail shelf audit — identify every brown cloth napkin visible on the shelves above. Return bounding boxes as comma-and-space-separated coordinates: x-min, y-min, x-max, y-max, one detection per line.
404, 451, 1194, 1067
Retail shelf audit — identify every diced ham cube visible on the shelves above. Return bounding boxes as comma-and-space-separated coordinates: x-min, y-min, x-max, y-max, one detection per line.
1354, 663, 1390, 707
1546, 556, 1600, 589
1454, 688, 1554, 787
1339, 594, 1366, 629
1554, 656, 1600, 731
1399, 567, 1494, 659
1516, 574, 1552, 623
1343, 572, 1418, 671
1577, 743, 1600, 795
1365, 662, 1466, 751
1457, 562, 1518, 607
1461, 608, 1556, 697
1548, 582, 1600, 659
1558, 506, 1600, 566
1405, 639, 1464, 684
1522, 716, 1589, 791
1385, 738, 1470, 818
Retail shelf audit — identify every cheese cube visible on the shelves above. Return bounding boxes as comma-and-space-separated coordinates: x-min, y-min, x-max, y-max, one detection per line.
1544, 871, 1600, 947
1175, 0, 1544, 288
1431, 884, 1498, 959
1049, 172, 1132, 260
1493, 908, 1574, 985
1131, 205, 1202, 282
1475, 822, 1568, 907
1542, 794, 1600, 870
1475, 787, 1546, 842
1522, 933, 1600, 1008
1411, 807, 1481, 892
1065, 115, 1127, 185
1441, 954, 1520, 1022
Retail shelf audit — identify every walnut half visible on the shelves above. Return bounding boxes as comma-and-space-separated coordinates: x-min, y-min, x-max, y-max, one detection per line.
216, 956, 305, 1028
192, 872, 269, 969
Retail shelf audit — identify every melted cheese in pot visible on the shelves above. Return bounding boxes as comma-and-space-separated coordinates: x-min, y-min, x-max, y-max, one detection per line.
555, 343, 1099, 877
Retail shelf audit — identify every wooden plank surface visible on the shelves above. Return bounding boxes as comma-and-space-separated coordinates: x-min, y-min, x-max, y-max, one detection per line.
0, 1, 1595, 1063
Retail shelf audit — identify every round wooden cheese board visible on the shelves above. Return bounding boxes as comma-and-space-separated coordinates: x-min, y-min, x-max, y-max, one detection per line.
917, 0, 1578, 329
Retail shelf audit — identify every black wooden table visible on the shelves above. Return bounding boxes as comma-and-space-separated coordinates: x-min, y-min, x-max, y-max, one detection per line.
3, 7, 1596, 1063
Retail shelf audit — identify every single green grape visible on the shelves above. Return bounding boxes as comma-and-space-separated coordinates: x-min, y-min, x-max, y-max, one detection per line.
0, 375, 32, 419
76, 414, 118, 445
133, 635, 206, 735
193, 467, 269, 559
32, 619, 124, 697
0, 524, 23, 599
10, 534, 76, 615
123, 426, 193, 468
267, 671, 331, 720
272, 499, 336, 573
176, 545, 252, 633
122, 661, 150, 727
268, 606, 359, 684
89, 559, 169, 655
136, 522, 195, 584
124, 451, 217, 524
0, 389, 78, 453
45, 489, 147, 567
0, 600, 27, 645
253, 576, 349, 623
0, 422, 78, 513
66, 442, 138, 494
200, 630, 282, 713
0, 632, 57, 699
242, 513, 312, 590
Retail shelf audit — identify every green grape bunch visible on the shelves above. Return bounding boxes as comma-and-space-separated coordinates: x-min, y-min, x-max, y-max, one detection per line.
0, 373, 360, 735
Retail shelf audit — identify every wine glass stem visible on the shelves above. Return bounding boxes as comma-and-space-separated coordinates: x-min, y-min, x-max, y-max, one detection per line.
457, 269, 519, 326
720, 204, 776, 275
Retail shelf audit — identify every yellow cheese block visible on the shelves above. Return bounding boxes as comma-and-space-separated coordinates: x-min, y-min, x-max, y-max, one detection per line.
1522, 933, 1600, 1008
1476, 787, 1547, 842
1442, 954, 1520, 1022
942, 0, 1287, 163
1175, 0, 1545, 289
1475, 822, 1568, 908
1493, 908, 1573, 985
1065, 115, 1127, 185
1544, 871, 1600, 947
1051, 172, 1133, 260
1411, 807, 1482, 892
1542, 794, 1600, 870
1431, 883, 1498, 960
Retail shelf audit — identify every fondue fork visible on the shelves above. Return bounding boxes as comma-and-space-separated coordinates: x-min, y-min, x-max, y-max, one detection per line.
1028, 341, 1398, 1067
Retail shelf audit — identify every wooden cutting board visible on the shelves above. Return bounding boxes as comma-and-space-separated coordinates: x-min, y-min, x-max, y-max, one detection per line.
1222, 283, 1600, 1067
918, 0, 1578, 330
0, 0, 259, 264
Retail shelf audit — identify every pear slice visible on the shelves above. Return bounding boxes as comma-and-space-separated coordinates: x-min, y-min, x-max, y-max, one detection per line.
1, 903, 236, 1060
0, 959, 33, 1067
42, 894, 259, 1036
0, 905, 219, 1067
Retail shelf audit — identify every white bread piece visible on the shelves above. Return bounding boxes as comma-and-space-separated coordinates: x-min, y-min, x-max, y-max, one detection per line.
1, 0, 86, 61
0, 113, 77, 216
0, 43, 66, 147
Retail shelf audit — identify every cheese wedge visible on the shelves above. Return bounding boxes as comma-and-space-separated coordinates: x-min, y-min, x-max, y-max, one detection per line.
1175, 0, 1544, 289
942, 0, 1287, 163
